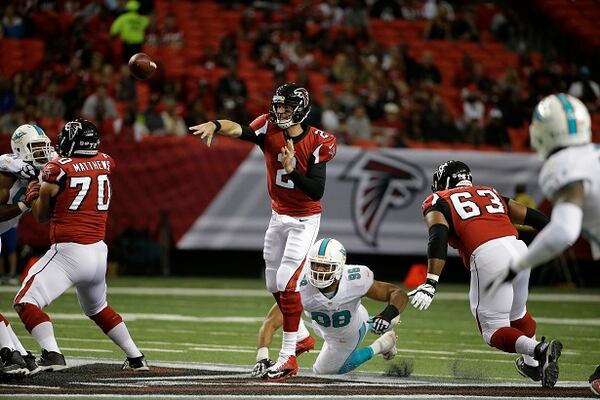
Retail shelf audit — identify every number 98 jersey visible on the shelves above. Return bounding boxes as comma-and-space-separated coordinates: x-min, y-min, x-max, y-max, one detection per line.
422, 185, 517, 268
41, 153, 115, 245
250, 114, 336, 217
299, 264, 374, 341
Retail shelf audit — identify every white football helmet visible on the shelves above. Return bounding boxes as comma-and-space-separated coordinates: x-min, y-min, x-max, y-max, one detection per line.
529, 93, 591, 159
11, 124, 53, 168
307, 238, 346, 289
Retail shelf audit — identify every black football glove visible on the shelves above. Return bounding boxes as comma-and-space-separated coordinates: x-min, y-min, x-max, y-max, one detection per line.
251, 358, 274, 378
370, 304, 400, 335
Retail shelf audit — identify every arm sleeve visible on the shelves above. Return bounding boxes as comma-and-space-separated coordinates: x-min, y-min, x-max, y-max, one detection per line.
515, 202, 582, 270
238, 125, 265, 148
288, 158, 326, 201
523, 207, 549, 231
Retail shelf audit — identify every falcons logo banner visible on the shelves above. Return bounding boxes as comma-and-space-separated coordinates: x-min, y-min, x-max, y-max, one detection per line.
343, 152, 426, 246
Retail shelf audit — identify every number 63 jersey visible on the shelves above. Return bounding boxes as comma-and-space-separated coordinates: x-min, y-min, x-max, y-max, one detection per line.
41, 153, 114, 245
422, 185, 517, 268
299, 264, 374, 341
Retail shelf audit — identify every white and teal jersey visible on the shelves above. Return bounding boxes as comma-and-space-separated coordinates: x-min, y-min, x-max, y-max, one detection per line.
539, 144, 600, 259
299, 264, 374, 341
0, 154, 31, 234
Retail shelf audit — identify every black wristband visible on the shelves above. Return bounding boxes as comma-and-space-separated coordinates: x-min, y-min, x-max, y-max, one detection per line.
425, 278, 438, 289
427, 224, 448, 260
379, 304, 400, 321
211, 120, 222, 132
524, 207, 549, 231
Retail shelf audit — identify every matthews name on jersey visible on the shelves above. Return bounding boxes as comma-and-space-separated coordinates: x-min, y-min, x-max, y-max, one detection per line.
422, 185, 516, 267
0, 154, 36, 234
41, 152, 114, 245
299, 264, 374, 340
248, 114, 336, 217
539, 143, 600, 259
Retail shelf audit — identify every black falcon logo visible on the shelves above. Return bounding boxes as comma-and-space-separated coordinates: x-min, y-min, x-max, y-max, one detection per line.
343, 152, 425, 246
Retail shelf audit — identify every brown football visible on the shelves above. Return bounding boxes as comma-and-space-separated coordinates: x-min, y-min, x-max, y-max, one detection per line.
128, 53, 157, 80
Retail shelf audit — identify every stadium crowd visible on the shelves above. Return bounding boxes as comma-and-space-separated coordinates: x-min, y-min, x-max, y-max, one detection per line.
0, 0, 598, 149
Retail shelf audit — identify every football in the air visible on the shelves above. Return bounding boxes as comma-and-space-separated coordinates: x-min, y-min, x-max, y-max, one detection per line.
128, 53, 157, 80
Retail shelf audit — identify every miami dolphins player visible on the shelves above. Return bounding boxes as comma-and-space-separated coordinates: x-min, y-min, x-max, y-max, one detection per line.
0, 124, 53, 378
298, 238, 408, 376
487, 93, 600, 396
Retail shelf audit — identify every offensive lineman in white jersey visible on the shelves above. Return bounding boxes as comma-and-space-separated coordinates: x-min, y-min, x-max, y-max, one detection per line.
487, 93, 600, 396
0, 124, 53, 378
299, 238, 408, 375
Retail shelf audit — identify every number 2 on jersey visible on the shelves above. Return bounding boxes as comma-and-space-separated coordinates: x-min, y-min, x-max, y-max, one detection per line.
275, 153, 296, 189
449, 189, 505, 220
68, 174, 111, 211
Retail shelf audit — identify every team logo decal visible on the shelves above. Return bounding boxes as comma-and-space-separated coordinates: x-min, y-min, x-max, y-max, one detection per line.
343, 152, 425, 246
64, 121, 82, 140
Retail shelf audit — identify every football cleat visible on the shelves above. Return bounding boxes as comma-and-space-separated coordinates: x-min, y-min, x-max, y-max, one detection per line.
382, 346, 398, 361
22, 351, 42, 376
515, 356, 541, 382
589, 365, 600, 396
0, 348, 28, 378
264, 354, 298, 381
38, 349, 68, 372
122, 354, 149, 371
295, 335, 315, 356
534, 337, 562, 388
372, 330, 397, 357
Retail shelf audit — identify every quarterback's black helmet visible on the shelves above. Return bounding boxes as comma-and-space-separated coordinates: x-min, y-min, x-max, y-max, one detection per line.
57, 119, 100, 157
431, 160, 472, 192
270, 83, 311, 129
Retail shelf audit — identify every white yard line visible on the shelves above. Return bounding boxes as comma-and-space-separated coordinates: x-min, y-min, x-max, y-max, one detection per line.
2, 286, 600, 302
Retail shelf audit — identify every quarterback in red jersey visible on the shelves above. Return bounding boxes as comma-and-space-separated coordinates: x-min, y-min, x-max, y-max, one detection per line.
190, 83, 336, 381
13, 119, 148, 372
410, 160, 562, 388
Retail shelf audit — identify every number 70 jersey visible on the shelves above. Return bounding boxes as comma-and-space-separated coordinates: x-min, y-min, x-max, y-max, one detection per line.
422, 185, 517, 268
41, 153, 114, 245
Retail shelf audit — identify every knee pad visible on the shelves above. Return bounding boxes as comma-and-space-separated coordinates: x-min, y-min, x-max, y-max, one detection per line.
510, 311, 536, 338
489, 327, 522, 353
89, 306, 123, 334
15, 303, 50, 333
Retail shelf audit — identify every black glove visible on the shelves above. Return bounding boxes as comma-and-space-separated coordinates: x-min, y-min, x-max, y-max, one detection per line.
251, 358, 273, 377
370, 304, 400, 335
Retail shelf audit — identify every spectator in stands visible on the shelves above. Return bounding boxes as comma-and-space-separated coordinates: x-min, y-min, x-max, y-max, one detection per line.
414, 51, 441, 85
330, 53, 355, 83
81, 84, 117, 123
370, 0, 402, 20
373, 102, 406, 147
216, 64, 247, 116
424, 6, 451, 40
287, 43, 315, 71
0, 78, 16, 114
2, 5, 24, 38
115, 65, 136, 102
461, 89, 485, 146
37, 82, 66, 119
484, 108, 510, 149
321, 88, 342, 137
0, 108, 25, 135
472, 63, 494, 97
109, 0, 150, 62
160, 97, 187, 136
451, 7, 479, 42
423, 0, 454, 20
160, 13, 184, 49
568, 66, 599, 112
345, 105, 372, 143
514, 183, 536, 209
421, 94, 453, 143
338, 80, 361, 116
453, 53, 475, 88
143, 95, 166, 135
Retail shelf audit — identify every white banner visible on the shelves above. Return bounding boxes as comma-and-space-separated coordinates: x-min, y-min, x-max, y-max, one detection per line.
178, 146, 543, 254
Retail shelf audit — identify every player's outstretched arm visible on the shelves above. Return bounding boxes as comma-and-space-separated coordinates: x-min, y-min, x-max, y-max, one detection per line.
188, 120, 243, 147
366, 281, 408, 334
409, 210, 449, 311
31, 182, 59, 224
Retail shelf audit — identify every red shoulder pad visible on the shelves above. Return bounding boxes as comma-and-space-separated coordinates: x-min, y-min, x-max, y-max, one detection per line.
421, 193, 439, 215
42, 161, 65, 184
249, 114, 270, 133
313, 131, 336, 164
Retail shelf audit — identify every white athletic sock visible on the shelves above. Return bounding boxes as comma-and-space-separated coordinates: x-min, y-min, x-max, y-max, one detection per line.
106, 322, 142, 358
31, 321, 61, 353
0, 323, 13, 349
370, 337, 384, 355
281, 331, 297, 357
297, 319, 309, 342
515, 335, 539, 366
7, 324, 27, 355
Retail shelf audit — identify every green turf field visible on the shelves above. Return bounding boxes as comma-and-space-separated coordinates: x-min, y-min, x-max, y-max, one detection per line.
1, 277, 599, 383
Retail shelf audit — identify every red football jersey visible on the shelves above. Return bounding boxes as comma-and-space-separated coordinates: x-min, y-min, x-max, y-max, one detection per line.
42, 153, 114, 245
422, 185, 517, 267
250, 114, 336, 217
